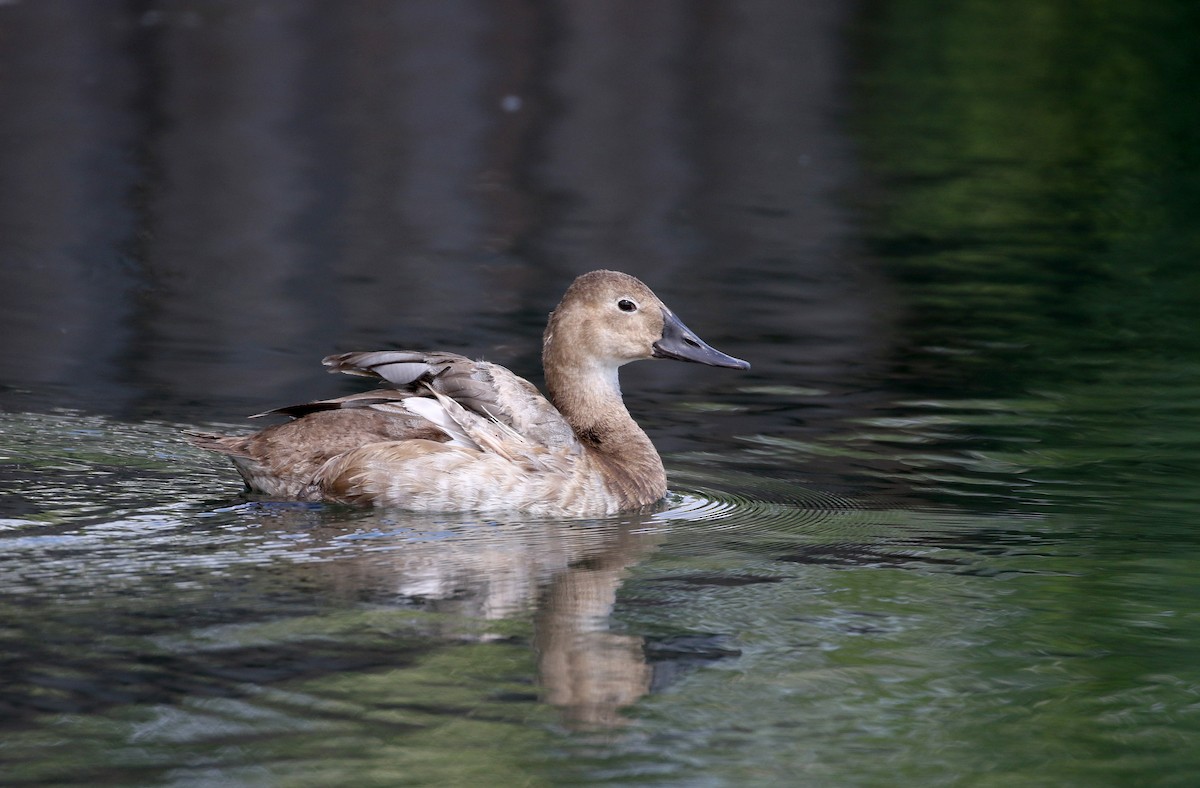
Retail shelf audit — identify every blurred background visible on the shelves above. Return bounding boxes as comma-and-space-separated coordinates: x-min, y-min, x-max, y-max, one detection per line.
0, 0, 886, 427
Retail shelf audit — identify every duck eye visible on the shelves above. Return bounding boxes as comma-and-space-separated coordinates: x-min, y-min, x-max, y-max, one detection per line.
617, 298, 638, 313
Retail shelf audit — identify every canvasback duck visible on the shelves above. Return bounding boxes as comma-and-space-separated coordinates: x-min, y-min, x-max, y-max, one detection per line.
192, 270, 749, 516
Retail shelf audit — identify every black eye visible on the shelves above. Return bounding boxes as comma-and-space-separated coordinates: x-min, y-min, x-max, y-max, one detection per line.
618, 298, 637, 313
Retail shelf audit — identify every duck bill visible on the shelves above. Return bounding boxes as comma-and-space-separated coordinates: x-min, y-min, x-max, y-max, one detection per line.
652, 308, 750, 370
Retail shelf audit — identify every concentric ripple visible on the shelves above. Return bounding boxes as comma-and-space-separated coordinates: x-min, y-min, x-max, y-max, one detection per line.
659, 464, 878, 534
653, 459, 1050, 577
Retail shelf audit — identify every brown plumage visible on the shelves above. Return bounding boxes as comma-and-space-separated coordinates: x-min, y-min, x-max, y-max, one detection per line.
191, 270, 749, 517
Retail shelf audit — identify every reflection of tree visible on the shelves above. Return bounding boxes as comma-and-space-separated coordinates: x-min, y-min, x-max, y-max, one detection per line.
0, 0, 885, 436
858, 0, 1200, 394
855, 0, 1200, 512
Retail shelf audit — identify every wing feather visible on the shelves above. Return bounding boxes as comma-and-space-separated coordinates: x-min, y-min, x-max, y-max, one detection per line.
321, 350, 579, 457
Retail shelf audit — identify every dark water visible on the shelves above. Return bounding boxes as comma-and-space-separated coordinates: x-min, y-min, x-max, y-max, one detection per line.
3, 1, 1200, 785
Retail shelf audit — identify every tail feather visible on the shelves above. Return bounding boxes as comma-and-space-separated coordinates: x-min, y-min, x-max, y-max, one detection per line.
186, 431, 253, 458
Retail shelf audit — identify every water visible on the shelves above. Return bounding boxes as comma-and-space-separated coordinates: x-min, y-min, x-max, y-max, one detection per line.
3, 1, 1200, 785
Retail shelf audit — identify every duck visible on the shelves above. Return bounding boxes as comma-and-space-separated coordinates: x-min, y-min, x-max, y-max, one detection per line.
191, 270, 749, 517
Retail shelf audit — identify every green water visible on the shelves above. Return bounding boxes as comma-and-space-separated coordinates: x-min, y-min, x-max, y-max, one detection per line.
2, 1, 1200, 785
854, 0, 1200, 529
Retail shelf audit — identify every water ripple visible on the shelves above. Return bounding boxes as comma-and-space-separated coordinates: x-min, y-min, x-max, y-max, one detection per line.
655, 460, 1069, 580
661, 464, 887, 535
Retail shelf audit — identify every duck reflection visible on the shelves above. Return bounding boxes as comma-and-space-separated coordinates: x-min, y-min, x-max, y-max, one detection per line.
533, 522, 656, 729
251, 504, 663, 728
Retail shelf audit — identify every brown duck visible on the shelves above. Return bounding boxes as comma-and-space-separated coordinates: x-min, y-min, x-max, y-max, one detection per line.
192, 270, 749, 516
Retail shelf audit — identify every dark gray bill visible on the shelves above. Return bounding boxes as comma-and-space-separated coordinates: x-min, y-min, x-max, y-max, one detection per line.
652, 307, 750, 370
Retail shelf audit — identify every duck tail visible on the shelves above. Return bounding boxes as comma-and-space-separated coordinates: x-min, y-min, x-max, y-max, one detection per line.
185, 430, 253, 459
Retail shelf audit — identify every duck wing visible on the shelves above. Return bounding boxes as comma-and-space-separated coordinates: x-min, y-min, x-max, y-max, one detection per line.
192, 351, 583, 500
323, 351, 579, 452
251, 389, 411, 419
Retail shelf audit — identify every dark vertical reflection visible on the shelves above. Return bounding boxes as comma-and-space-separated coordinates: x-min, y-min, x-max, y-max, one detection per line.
684, 1, 894, 379
129, 2, 314, 410
0, 2, 140, 408
531, 0, 693, 278
0, 0, 890, 440
126, 1, 508, 412
477, 0, 554, 258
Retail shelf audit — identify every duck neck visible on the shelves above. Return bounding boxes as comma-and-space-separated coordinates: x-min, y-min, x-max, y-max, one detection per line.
543, 354, 640, 449
543, 349, 667, 506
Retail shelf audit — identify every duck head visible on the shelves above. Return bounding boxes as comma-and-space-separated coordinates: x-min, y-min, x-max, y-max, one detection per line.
544, 270, 750, 373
